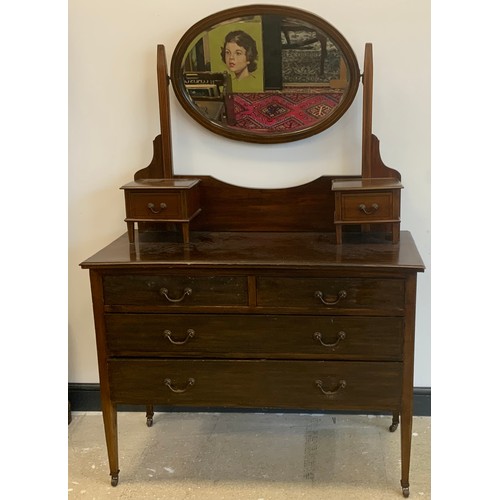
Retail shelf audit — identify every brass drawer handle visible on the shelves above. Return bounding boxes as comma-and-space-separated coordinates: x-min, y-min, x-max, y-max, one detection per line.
358, 203, 379, 215
147, 202, 167, 214
315, 379, 347, 396
314, 289, 347, 305
159, 287, 192, 303
313, 330, 346, 350
164, 329, 195, 345
164, 377, 195, 393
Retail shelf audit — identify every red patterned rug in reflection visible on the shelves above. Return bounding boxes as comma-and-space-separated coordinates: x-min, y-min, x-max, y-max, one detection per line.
230, 92, 343, 132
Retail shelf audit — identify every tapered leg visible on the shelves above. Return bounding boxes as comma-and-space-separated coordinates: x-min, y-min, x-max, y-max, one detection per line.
102, 401, 119, 486
392, 222, 400, 244
146, 405, 154, 427
400, 404, 412, 497
181, 223, 190, 245
90, 270, 121, 487
335, 225, 343, 244
399, 273, 417, 497
126, 222, 135, 243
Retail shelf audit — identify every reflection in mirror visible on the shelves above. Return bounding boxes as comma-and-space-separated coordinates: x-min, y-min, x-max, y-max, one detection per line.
171, 6, 360, 143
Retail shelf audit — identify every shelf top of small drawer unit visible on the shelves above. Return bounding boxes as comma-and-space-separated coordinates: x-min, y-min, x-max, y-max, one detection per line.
331, 177, 403, 191
120, 178, 200, 190
80, 230, 425, 272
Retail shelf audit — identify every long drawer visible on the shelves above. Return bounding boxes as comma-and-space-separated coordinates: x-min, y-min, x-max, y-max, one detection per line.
257, 277, 405, 312
103, 275, 247, 306
108, 359, 402, 410
105, 314, 403, 360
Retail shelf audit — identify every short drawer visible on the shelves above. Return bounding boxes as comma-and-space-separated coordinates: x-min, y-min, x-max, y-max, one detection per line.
103, 275, 248, 307
105, 314, 403, 360
340, 192, 394, 221
108, 359, 402, 411
125, 192, 184, 219
257, 277, 405, 312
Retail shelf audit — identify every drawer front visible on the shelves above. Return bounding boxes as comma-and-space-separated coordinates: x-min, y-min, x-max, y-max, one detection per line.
103, 275, 248, 307
340, 192, 393, 221
109, 359, 402, 410
126, 192, 183, 219
105, 314, 403, 360
257, 277, 405, 312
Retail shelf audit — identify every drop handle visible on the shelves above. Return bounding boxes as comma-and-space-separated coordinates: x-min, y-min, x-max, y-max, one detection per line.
164, 377, 195, 393
164, 329, 195, 345
147, 202, 167, 214
358, 203, 379, 215
313, 330, 346, 350
314, 289, 347, 306
315, 379, 347, 396
159, 287, 192, 303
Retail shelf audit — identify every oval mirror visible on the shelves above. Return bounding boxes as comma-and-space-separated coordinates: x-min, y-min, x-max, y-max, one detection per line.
171, 5, 360, 143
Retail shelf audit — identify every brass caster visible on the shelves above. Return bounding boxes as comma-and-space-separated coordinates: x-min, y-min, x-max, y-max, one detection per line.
146, 405, 154, 427
111, 474, 119, 487
402, 486, 410, 497
389, 422, 399, 432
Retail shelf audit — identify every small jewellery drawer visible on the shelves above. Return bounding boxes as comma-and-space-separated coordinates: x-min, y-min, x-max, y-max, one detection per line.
105, 314, 403, 360
108, 359, 402, 410
257, 277, 405, 312
103, 275, 247, 307
126, 192, 184, 219
339, 192, 394, 221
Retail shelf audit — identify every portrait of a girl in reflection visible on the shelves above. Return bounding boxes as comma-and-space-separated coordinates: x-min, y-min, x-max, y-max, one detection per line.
221, 30, 258, 81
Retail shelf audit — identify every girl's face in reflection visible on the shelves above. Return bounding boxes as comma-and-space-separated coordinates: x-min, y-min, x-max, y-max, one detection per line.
224, 42, 249, 78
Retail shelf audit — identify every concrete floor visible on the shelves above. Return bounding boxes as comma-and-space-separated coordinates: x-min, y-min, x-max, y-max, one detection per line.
68, 412, 430, 499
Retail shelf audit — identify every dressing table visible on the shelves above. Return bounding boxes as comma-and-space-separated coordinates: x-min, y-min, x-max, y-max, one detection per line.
80, 5, 424, 497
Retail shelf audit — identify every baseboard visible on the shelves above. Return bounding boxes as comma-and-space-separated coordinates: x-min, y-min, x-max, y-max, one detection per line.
69, 383, 431, 416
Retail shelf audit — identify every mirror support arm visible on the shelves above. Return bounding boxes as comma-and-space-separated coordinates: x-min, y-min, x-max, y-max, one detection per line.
362, 43, 373, 178
157, 44, 174, 179
361, 43, 401, 181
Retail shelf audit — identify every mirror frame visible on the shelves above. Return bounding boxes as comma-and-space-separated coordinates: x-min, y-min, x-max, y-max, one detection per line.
170, 4, 360, 144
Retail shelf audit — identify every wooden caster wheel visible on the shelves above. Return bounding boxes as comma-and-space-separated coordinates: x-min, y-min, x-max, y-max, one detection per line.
111, 474, 119, 487
389, 422, 399, 432
146, 417, 153, 427
402, 486, 410, 497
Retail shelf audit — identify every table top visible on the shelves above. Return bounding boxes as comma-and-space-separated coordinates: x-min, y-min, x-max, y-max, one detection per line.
331, 177, 403, 191
120, 178, 200, 190
81, 230, 425, 272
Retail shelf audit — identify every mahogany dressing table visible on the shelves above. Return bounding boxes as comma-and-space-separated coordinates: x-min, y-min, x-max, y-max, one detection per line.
80, 5, 424, 497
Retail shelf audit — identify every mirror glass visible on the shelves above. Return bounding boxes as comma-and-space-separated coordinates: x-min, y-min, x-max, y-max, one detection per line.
171, 5, 360, 143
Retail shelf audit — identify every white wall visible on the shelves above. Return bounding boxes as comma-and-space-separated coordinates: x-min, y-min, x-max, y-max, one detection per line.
69, 0, 431, 386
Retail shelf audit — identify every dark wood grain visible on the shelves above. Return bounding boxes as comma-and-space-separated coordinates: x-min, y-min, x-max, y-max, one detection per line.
188, 175, 339, 232
105, 314, 403, 360
256, 276, 405, 311
81, 230, 425, 272
103, 274, 248, 306
109, 359, 402, 410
